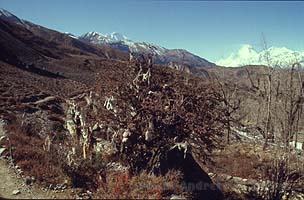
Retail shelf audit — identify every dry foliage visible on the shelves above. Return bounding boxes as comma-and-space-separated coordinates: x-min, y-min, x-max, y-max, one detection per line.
3, 119, 69, 185
93, 56, 227, 174
94, 169, 187, 199
211, 143, 262, 179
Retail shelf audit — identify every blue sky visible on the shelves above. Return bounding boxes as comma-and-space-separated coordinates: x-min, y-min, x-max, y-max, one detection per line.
0, 0, 303, 62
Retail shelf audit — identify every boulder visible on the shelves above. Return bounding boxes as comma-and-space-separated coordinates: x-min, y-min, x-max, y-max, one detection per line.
160, 147, 224, 200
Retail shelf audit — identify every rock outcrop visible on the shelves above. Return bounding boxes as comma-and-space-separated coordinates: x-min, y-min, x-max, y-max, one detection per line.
160, 146, 223, 200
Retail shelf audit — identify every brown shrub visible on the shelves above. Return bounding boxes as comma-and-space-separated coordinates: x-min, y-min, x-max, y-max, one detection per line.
62, 153, 107, 191
93, 170, 187, 199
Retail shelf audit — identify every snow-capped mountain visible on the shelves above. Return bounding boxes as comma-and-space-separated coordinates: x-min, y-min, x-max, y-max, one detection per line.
0, 8, 214, 68
79, 31, 167, 57
79, 31, 214, 68
80, 31, 129, 43
216, 44, 304, 67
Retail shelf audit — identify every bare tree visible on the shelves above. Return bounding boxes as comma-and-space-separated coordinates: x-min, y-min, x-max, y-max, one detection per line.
247, 153, 304, 200
214, 75, 241, 144
261, 35, 275, 150
278, 62, 304, 150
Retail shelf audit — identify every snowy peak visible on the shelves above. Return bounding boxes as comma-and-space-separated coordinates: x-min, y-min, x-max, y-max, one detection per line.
79, 31, 130, 43
216, 44, 304, 67
107, 32, 128, 42
237, 44, 258, 58
79, 31, 166, 55
79, 31, 214, 67
80, 31, 107, 43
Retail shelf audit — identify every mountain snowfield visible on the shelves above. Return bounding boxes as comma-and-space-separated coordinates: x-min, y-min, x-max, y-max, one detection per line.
216, 44, 304, 67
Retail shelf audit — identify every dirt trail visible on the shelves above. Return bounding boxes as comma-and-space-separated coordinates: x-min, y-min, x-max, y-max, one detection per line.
0, 158, 75, 199
0, 158, 46, 199
0, 120, 76, 199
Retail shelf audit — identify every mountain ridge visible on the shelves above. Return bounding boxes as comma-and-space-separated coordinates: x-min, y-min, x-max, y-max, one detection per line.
79, 30, 214, 68
0, 8, 214, 68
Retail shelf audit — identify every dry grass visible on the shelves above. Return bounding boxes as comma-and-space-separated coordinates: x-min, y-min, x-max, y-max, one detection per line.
3, 119, 69, 185
93, 169, 187, 199
211, 143, 263, 179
